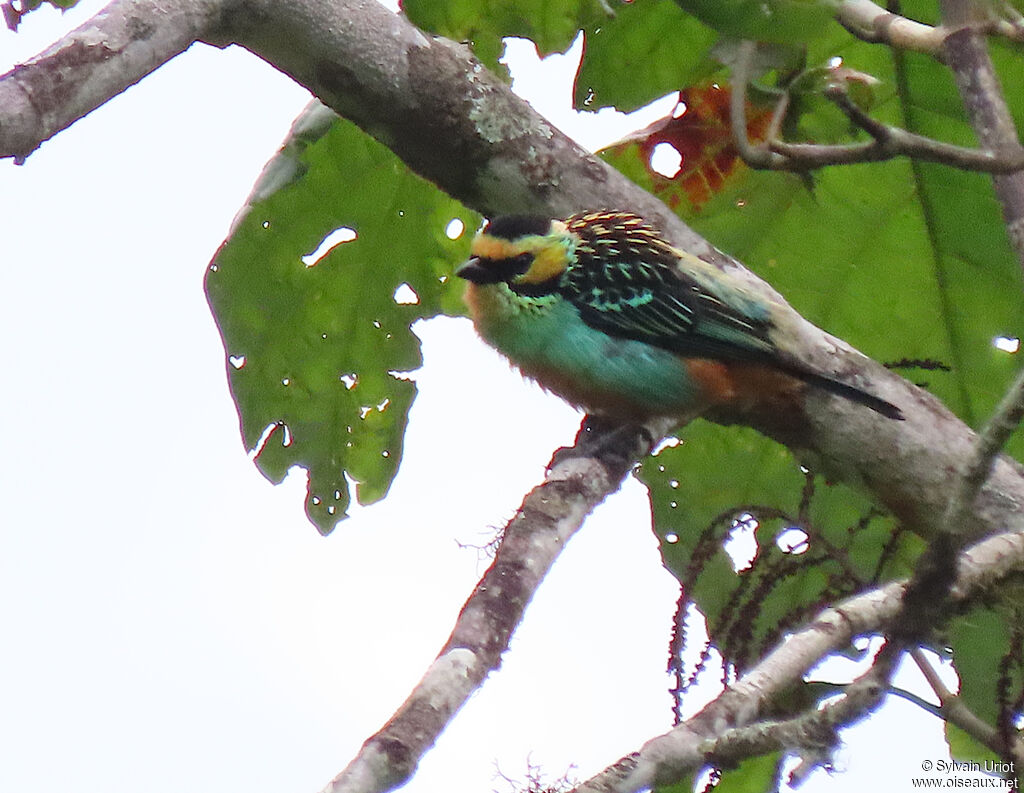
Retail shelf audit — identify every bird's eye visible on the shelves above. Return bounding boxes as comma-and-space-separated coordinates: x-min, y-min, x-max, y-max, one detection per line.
510, 252, 534, 276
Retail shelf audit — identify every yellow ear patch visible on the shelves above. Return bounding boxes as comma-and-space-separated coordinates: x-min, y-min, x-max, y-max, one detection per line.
517, 243, 569, 285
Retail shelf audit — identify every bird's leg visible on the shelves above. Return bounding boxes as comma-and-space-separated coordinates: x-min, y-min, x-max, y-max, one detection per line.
547, 414, 653, 473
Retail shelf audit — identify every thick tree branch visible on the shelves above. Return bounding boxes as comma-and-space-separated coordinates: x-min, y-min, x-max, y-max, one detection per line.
317, 418, 669, 793
570, 528, 1024, 793
0, 0, 224, 162
215, 1, 1024, 546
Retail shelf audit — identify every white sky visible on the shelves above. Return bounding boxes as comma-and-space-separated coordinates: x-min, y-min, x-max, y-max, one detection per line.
0, 3, 966, 792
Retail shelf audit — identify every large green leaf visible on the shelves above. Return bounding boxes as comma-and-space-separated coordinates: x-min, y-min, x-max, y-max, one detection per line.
206, 102, 476, 533
672, 0, 840, 43
573, 0, 719, 112
640, 424, 921, 672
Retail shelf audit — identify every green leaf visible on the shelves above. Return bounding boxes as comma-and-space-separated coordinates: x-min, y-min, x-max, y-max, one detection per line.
945, 723, 998, 766
3, 0, 78, 30
640, 424, 914, 670
652, 773, 695, 793
672, 0, 840, 43
712, 752, 783, 792
574, 0, 719, 112
206, 102, 477, 533
947, 604, 1024, 763
889, 42, 1024, 445
402, 0, 609, 74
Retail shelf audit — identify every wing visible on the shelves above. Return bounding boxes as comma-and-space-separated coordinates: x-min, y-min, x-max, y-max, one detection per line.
562, 251, 778, 364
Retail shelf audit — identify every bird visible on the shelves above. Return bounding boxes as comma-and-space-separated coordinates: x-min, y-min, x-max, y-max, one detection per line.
455, 209, 902, 423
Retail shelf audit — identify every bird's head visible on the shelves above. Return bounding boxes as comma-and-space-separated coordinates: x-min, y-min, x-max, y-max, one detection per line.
456, 215, 575, 295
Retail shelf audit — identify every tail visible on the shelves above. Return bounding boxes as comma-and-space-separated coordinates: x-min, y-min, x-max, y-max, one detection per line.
784, 366, 904, 420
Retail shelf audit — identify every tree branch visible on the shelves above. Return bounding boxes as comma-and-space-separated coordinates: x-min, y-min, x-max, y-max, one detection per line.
836, 0, 1024, 53
0, 0, 225, 162
702, 659, 890, 787
910, 648, 1024, 765
317, 418, 670, 793
941, 0, 1024, 273
729, 38, 1024, 174
836, 0, 947, 54
570, 527, 1024, 793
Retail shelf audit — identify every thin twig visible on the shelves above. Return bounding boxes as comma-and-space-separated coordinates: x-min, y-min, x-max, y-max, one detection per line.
887, 684, 945, 718
827, 85, 891, 141
943, 365, 1024, 537
911, 648, 1024, 764
729, 40, 1024, 174
837, 0, 947, 54
729, 40, 781, 169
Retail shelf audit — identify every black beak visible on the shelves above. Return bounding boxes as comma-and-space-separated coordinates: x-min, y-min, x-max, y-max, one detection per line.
456, 257, 502, 284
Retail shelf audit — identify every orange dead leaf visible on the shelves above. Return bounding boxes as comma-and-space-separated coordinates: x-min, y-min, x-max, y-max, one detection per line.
605, 82, 773, 211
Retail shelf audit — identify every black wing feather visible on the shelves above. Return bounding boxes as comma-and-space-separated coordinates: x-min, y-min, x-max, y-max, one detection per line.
555, 211, 903, 418
561, 236, 777, 364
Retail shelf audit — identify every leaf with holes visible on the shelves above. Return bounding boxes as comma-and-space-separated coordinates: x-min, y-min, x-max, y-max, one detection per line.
601, 81, 776, 212
641, 423, 912, 672
206, 102, 477, 533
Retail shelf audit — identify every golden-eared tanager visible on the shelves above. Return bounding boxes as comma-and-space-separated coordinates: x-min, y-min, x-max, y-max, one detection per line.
456, 210, 902, 422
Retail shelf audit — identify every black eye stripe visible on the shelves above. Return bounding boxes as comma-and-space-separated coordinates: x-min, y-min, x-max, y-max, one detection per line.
477, 252, 534, 282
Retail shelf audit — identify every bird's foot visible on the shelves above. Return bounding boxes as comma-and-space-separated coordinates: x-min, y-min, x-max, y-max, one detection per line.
547, 414, 653, 474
